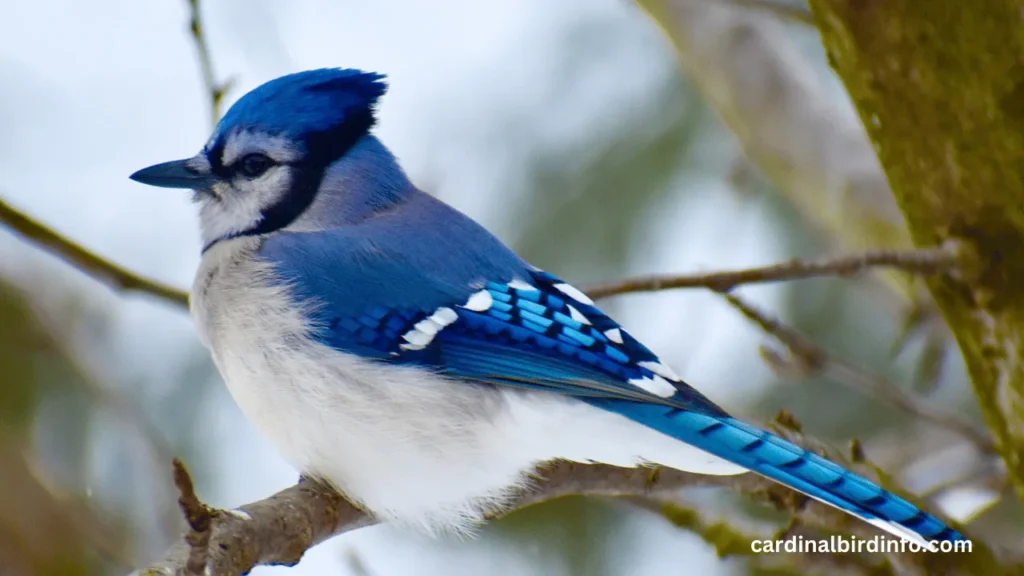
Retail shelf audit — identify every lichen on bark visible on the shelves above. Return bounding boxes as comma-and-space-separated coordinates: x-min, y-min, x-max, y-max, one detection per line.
809, 0, 1024, 504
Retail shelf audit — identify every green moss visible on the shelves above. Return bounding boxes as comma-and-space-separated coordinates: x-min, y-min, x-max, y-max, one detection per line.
660, 502, 758, 558
809, 0, 1024, 508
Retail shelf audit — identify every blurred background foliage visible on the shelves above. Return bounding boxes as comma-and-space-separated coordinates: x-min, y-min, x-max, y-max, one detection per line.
0, 0, 1020, 575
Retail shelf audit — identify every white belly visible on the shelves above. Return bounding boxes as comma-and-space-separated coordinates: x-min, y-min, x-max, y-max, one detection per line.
191, 239, 744, 533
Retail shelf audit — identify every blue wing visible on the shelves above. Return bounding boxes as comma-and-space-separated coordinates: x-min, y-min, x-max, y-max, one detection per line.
262, 224, 725, 414
402, 270, 727, 413
260, 222, 964, 545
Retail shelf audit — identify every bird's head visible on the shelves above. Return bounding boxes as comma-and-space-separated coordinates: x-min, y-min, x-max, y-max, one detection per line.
130, 68, 388, 249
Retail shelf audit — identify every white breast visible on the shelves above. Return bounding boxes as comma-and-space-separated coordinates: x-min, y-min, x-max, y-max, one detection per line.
191, 238, 743, 534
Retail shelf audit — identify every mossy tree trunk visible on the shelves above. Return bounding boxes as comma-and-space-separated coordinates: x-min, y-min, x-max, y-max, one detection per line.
809, 0, 1024, 504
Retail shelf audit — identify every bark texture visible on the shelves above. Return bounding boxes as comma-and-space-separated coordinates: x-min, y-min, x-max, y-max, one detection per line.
807, 0, 1024, 505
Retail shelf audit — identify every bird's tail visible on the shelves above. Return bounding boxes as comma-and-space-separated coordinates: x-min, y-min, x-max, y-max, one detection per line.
591, 400, 965, 548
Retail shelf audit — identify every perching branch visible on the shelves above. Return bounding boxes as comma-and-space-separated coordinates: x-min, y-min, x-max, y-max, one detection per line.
171, 459, 213, 575
5, 203, 983, 574
137, 426, 1013, 576
0, 197, 190, 308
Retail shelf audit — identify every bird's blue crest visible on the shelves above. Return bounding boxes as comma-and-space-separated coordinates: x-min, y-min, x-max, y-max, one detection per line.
213, 68, 388, 144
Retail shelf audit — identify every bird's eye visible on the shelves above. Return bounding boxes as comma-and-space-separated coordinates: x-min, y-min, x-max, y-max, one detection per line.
238, 153, 274, 178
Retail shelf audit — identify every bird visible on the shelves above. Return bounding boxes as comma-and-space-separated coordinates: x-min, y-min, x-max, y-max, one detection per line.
130, 68, 963, 548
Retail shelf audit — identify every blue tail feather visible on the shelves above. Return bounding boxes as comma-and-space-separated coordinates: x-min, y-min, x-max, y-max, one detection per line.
589, 400, 965, 545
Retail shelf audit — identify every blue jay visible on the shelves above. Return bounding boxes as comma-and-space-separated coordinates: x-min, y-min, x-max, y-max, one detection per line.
131, 68, 963, 548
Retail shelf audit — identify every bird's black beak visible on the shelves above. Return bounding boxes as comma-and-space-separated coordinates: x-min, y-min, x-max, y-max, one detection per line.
129, 158, 220, 190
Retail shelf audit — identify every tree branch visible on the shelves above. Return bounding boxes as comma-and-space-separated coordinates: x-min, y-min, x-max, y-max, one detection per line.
636, 0, 918, 309
0, 198, 190, 308
719, 291, 997, 454
185, 0, 231, 125
585, 246, 956, 299
0, 202, 980, 449
6, 193, 996, 572
0, 198, 189, 305
172, 459, 213, 575
0, 197, 957, 316
135, 423, 1015, 576
809, 0, 1024, 505
722, 0, 815, 25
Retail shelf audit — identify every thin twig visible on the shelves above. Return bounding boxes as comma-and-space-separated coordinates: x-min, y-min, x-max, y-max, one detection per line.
585, 247, 956, 299
0, 202, 953, 319
920, 458, 1007, 501
719, 292, 997, 454
723, 0, 815, 25
0, 3, 227, 312
638, 0, 915, 313
3, 196, 984, 454
185, 0, 232, 125
2, 195, 990, 461
0, 198, 190, 308
172, 459, 214, 576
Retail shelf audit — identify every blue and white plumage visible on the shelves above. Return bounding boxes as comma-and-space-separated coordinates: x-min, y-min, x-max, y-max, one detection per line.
131, 68, 964, 547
